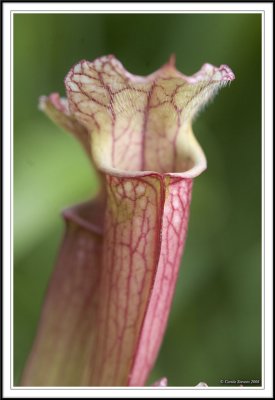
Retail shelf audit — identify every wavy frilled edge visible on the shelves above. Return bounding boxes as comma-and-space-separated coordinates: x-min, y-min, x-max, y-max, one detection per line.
40, 55, 234, 180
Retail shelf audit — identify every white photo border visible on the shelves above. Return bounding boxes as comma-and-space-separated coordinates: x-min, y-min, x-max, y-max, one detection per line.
3, 2, 273, 398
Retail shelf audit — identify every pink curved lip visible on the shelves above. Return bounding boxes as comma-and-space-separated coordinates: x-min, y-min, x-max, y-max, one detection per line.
39, 93, 69, 114
218, 64, 236, 81
97, 159, 207, 180
184, 62, 235, 83
65, 54, 235, 87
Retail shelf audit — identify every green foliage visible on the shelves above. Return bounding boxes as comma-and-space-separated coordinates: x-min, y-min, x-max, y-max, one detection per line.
14, 13, 261, 386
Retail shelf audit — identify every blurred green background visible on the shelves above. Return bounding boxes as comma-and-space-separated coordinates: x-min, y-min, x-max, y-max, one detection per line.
14, 13, 261, 387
